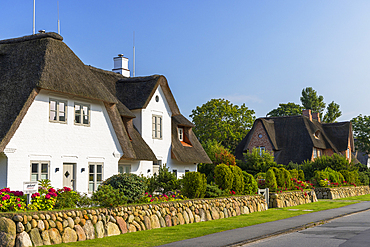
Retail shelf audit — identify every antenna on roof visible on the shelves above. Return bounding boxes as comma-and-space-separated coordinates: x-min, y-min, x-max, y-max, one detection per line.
57, 1, 60, 34
33, 0, 36, 34
133, 31, 135, 77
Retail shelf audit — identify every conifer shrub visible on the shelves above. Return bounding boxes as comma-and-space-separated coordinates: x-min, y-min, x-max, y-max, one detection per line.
271, 167, 283, 187
243, 171, 258, 195
359, 172, 369, 185
289, 169, 299, 180
265, 168, 277, 192
298, 169, 305, 181
280, 168, 292, 189
214, 163, 233, 191
230, 165, 244, 194
205, 183, 224, 198
91, 184, 127, 207
102, 173, 146, 203
182, 172, 207, 199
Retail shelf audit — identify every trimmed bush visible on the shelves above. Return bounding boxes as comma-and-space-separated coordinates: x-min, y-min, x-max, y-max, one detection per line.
280, 168, 292, 189
182, 172, 207, 199
359, 172, 369, 185
230, 165, 244, 194
265, 168, 277, 192
289, 169, 299, 180
298, 170, 305, 181
214, 163, 233, 191
102, 173, 146, 203
205, 184, 223, 198
243, 171, 258, 195
92, 184, 127, 207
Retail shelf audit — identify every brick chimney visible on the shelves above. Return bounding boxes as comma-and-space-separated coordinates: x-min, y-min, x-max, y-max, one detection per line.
302, 109, 312, 121
112, 54, 130, 77
312, 112, 320, 122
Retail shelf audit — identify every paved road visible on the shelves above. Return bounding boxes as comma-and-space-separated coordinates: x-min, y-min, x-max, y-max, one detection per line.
244, 209, 370, 247
160, 201, 370, 247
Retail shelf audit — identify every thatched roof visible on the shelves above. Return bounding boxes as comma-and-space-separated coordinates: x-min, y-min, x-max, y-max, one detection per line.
116, 75, 180, 115
171, 115, 212, 164
235, 115, 354, 165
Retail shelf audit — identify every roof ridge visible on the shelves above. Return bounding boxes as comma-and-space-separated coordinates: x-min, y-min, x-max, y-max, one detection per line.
0, 32, 63, 45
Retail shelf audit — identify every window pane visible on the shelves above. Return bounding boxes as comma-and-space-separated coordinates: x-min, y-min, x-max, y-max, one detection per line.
50, 101, 56, 111
89, 174, 94, 182
88, 182, 94, 192
50, 111, 56, 121
32, 163, 38, 173
59, 102, 64, 110
59, 113, 65, 122
89, 165, 94, 173
118, 166, 123, 174
41, 174, 48, 180
124, 166, 131, 173
83, 106, 89, 124
97, 174, 102, 182
75, 104, 81, 113
31, 174, 38, 181
41, 164, 48, 173
152, 116, 156, 138
97, 165, 102, 174
75, 114, 80, 123
83, 116, 89, 125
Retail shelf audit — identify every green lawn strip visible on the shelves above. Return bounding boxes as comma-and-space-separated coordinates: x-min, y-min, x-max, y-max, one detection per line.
335, 193, 370, 201
52, 200, 356, 247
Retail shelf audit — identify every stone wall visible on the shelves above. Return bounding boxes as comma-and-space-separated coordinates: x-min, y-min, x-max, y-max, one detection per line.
315, 186, 370, 199
269, 190, 318, 208
0, 195, 267, 246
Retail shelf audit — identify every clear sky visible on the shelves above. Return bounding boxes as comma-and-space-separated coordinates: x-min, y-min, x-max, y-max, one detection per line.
1, 1, 370, 121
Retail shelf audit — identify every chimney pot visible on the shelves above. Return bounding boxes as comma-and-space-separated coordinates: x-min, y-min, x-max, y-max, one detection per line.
312, 112, 320, 122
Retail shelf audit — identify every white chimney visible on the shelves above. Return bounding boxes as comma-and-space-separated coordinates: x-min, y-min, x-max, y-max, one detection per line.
112, 54, 130, 77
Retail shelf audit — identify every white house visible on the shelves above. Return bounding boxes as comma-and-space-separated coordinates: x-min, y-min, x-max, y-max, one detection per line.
0, 32, 211, 193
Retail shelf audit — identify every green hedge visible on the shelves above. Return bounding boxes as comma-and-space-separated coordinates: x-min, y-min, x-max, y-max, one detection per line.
214, 164, 233, 191
182, 172, 207, 199
230, 165, 244, 194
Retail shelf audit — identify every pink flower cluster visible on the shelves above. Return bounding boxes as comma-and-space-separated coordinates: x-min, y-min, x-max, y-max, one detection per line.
1, 194, 10, 201
46, 188, 57, 199
31, 193, 40, 198
229, 190, 236, 195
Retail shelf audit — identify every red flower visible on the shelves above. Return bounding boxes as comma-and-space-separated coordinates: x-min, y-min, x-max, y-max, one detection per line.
48, 188, 56, 193
16, 198, 20, 202
17, 204, 21, 208
45, 194, 51, 199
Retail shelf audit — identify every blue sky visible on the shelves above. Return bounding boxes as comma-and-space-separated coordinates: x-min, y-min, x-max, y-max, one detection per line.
1, 1, 370, 121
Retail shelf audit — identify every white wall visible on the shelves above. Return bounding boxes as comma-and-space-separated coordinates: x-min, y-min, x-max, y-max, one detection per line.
132, 85, 197, 178
0, 153, 7, 189
4, 90, 123, 192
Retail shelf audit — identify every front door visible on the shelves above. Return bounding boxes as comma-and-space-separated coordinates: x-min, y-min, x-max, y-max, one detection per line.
63, 163, 75, 190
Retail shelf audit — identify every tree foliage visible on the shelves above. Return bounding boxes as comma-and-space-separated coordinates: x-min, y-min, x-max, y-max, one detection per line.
190, 98, 255, 153
266, 102, 303, 117
351, 114, 370, 154
323, 101, 342, 123
300, 87, 326, 115
237, 148, 277, 175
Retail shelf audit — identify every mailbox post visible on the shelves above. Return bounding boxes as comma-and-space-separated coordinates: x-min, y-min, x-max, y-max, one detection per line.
23, 181, 39, 205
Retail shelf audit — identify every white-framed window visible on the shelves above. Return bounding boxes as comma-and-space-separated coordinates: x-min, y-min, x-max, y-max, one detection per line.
31, 161, 49, 181
89, 163, 103, 192
346, 148, 350, 159
152, 115, 162, 139
153, 160, 161, 175
118, 164, 131, 174
49, 99, 67, 123
75, 103, 90, 126
178, 127, 184, 141
313, 147, 322, 159
257, 146, 265, 156
173, 169, 177, 178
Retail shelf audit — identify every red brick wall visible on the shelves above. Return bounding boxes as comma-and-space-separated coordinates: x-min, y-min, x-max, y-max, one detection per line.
247, 121, 273, 152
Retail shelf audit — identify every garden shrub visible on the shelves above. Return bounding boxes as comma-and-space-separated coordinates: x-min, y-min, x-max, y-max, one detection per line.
182, 172, 207, 199
28, 188, 58, 211
0, 188, 27, 212
271, 167, 283, 187
280, 168, 292, 189
230, 165, 244, 194
239, 148, 276, 175
214, 163, 233, 191
54, 187, 91, 209
92, 184, 127, 207
298, 169, 305, 181
152, 164, 180, 194
102, 173, 146, 203
243, 171, 258, 195
289, 169, 299, 180
205, 184, 223, 198
265, 168, 277, 192
340, 170, 359, 185
254, 172, 266, 179
359, 172, 369, 185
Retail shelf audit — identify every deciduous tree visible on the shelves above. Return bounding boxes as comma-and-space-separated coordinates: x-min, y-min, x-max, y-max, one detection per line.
351, 114, 370, 154
266, 102, 303, 117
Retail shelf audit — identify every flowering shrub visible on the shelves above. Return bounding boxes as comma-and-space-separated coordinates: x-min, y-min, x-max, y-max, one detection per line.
142, 191, 186, 203
28, 188, 58, 211
0, 188, 27, 212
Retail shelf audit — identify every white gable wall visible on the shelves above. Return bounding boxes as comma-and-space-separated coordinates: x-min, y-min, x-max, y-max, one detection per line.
4, 90, 123, 192
131, 85, 197, 178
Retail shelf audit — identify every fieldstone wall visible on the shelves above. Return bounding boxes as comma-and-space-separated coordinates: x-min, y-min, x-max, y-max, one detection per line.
269, 190, 318, 208
0, 195, 267, 246
315, 186, 370, 199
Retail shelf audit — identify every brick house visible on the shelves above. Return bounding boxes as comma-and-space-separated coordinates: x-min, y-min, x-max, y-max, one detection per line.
235, 109, 354, 165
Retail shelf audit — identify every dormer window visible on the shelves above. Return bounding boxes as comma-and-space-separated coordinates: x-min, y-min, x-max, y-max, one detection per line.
314, 130, 320, 139
178, 127, 184, 141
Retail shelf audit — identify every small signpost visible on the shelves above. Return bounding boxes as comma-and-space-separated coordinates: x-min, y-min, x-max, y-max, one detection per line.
23, 181, 39, 205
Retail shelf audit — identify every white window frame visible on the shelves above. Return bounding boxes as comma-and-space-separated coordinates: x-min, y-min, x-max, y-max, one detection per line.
88, 163, 103, 193
118, 164, 131, 174
74, 102, 90, 126
49, 98, 67, 123
178, 127, 184, 141
313, 147, 321, 159
30, 161, 50, 182
152, 115, 162, 139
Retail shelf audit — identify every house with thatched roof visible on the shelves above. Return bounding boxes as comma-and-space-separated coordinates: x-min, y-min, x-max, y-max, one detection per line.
0, 32, 210, 192
235, 109, 354, 165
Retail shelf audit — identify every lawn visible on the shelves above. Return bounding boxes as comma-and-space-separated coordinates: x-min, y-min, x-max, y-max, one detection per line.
52, 199, 359, 247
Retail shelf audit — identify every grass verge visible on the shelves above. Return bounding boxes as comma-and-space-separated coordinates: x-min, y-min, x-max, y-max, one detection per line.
335, 193, 370, 201
53, 200, 358, 247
